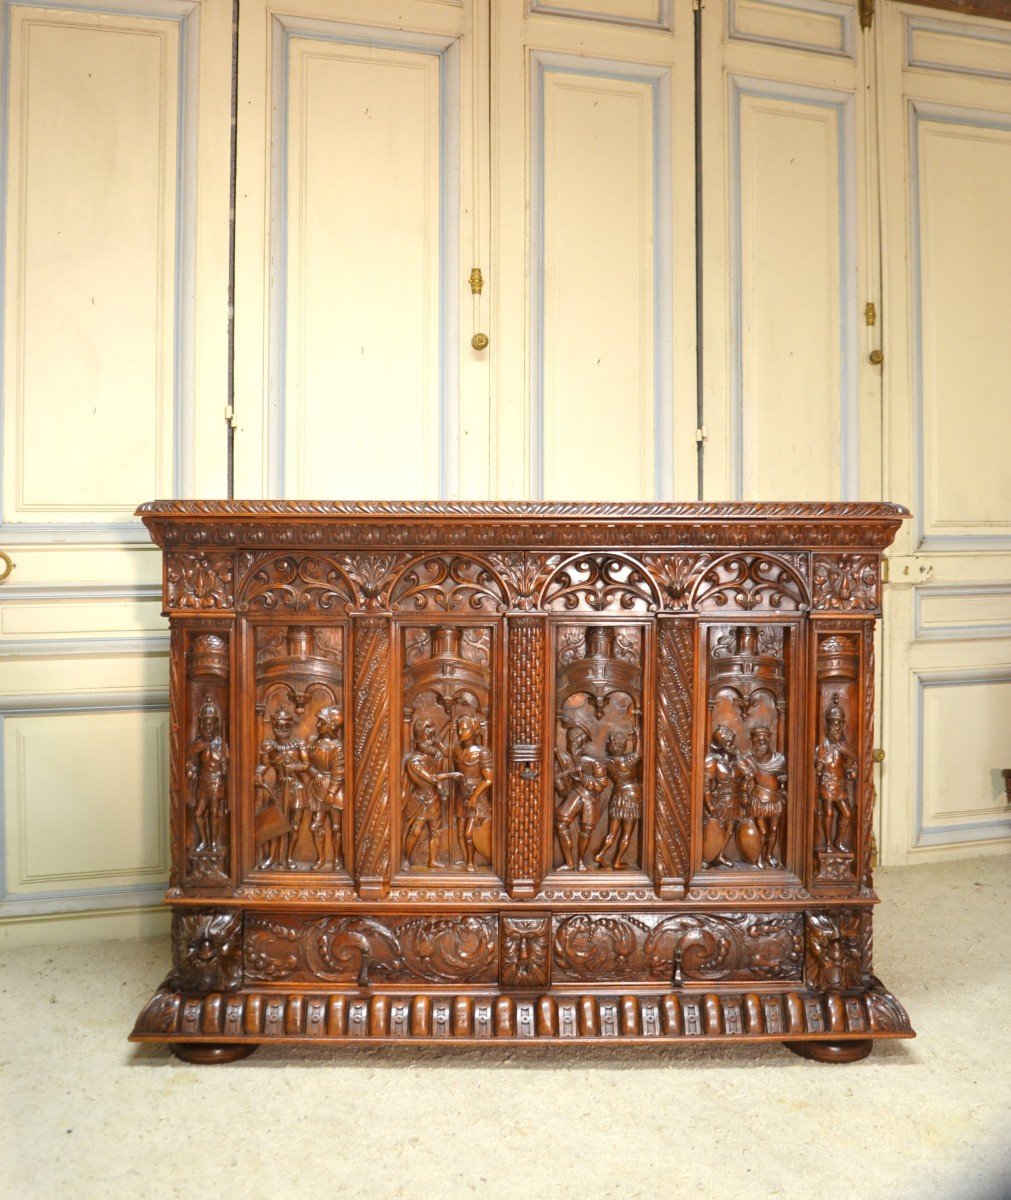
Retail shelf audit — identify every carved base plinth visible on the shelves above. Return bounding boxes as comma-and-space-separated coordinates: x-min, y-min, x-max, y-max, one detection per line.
131, 975, 912, 1054
815, 851, 856, 882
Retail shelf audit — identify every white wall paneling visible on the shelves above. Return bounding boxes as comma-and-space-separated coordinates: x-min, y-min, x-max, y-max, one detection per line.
906, 13, 1011, 82
530, 52, 673, 499
915, 583, 1011, 642
527, 0, 675, 32
727, 0, 856, 60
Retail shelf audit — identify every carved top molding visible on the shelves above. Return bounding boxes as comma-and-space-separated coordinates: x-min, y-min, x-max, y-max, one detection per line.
139, 500, 909, 554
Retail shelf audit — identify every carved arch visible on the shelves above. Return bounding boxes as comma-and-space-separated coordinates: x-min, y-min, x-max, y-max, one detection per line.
690, 553, 810, 613
235, 552, 357, 614
537, 552, 662, 613
388, 554, 510, 613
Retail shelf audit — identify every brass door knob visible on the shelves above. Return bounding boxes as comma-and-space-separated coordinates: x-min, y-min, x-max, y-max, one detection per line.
869, 349, 884, 365
873, 748, 886, 763
471, 333, 489, 351
0, 550, 14, 583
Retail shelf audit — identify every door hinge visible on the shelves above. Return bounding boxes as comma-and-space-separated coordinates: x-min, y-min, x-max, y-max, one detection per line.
469, 267, 484, 296
695, 425, 708, 445
864, 301, 877, 327
858, 0, 874, 29
225, 404, 237, 429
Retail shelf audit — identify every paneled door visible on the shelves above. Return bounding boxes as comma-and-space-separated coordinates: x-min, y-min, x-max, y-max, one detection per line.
0, 0, 231, 937
492, 0, 698, 500
877, 1, 1011, 863
232, 0, 491, 500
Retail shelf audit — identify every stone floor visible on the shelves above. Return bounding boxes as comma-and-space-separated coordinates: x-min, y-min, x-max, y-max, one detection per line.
1, 857, 1008, 1200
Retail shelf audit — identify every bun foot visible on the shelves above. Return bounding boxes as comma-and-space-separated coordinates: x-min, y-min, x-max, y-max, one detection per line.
785, 1038, 873, 1063
169, 1042, 258, 1065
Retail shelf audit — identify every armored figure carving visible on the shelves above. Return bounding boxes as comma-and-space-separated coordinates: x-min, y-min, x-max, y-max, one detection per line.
187, 699, 229, 859
702, 725, 753, 869
451, 713, 493, 872
814, 693, 857, 853
554, 722, 608, 871
402, 718, 460, 869
306, 706, 345, 870
595, 707, 642, 870
742, 725, 786, 869
254, 708, 309, 869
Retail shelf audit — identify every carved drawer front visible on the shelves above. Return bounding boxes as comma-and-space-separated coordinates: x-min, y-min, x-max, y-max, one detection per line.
550, 912, 803, 986
243, 912, 499, 988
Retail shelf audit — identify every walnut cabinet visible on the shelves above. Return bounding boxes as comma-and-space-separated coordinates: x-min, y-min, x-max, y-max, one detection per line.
130, 501, 915, 1062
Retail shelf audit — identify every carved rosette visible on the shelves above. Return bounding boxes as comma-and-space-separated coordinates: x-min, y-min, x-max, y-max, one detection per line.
505, 616, 546, 896
353, 617, 392, 897
654, 618, 693, 894
243, 914, 497, 985
172, 910, 243, 992
551, 912, 803, 984
813, 554, 879, 612
500, 915, 551, 988
166, 553, 234, 610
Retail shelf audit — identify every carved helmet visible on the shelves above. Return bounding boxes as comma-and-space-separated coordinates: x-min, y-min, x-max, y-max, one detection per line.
197, 698, 220, 725
825, 693, 846, 725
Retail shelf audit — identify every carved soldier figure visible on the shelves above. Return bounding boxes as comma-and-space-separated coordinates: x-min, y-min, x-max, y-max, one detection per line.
554, 722, 608, 871
451, 713, 493, 872
306, 706, 345, 871
702, 724, 753, 868
402, 717, 460, 869
595, 707, 642, 870
743, 725, 787, 869
187, 698, 229, 856
814, 693, 857, 853
254, 708, 309, 869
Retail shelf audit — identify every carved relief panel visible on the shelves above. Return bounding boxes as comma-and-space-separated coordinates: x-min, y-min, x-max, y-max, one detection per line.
699, 623, 796, 878
551, 623, 648, 876
180, 628, 232, 887
812, 629, 863, 885
396, 623, 499, 877
251, 624, 348, 874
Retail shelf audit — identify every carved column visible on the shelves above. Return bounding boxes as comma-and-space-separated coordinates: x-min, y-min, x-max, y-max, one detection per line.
653, 617, 694, 897
505, 615, 546, 898
169, 625, 183, 889
352, 615, 392, 899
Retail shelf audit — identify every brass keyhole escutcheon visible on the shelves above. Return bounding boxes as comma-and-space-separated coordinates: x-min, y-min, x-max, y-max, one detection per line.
471, 332, 489, 351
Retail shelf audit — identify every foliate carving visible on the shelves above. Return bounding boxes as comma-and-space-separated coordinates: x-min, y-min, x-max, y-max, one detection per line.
551, 913, 803, 983
864, 977, 914, 1034
243, 914, 497, 985
166, 553, 233, 610
172, 910, 242, 992
337, 553, 404, 610
236, 552, 355, 613
252, 626, 345, 872
540, 554, 661, 613
500, 915, 550, 988
692, 554, 808, 612
643, 553, 712, 609
353, 617, 392, 894
554, 625, 643, 872
654, 620, 693, 892
813, 554, 879, 612
702, 626, 789, 872
505, 616, 545, 894
806, 910, 872, 991
390, 555, 508, 613
400, 626, 494, 874
485, 552, 540, 611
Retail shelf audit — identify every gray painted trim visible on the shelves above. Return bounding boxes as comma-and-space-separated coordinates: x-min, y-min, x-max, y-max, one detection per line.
527, 0, 675, 32
727, 0, 856, 61
268, 16, 460, 499
905, 13, 1011, 83
914, 582, 1011, 642
0, 636, 170, 659
909, 99, 1011, 551
0, 0, 199, 526
0, 689, 170, 905
728, 74, 858, 501
529, 51, 675, 501
913, 666, 1011, 848
0, 883, 167, 919
0, 582, 162, 602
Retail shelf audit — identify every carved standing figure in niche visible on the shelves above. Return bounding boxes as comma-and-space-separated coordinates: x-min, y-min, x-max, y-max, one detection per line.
702, 725, 753, 868
451, 713, 493, 871
254, 708, 308, 869
402, 717, 460, 869
743, 725, 787, 869
187, 698, 229, 856
554, 722, 608, 871
595, 707, 642, 870
306, 706, 345, 870
814, 693, 857, 853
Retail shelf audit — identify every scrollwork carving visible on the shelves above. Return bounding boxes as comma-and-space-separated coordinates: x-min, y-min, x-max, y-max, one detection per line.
692, 554, 808, 612
389, 555, 509, 613
540, 554, 661, 613
236, 552, 356, 613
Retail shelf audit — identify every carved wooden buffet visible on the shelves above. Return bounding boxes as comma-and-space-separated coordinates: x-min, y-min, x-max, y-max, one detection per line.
130, 500, 915, 1063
